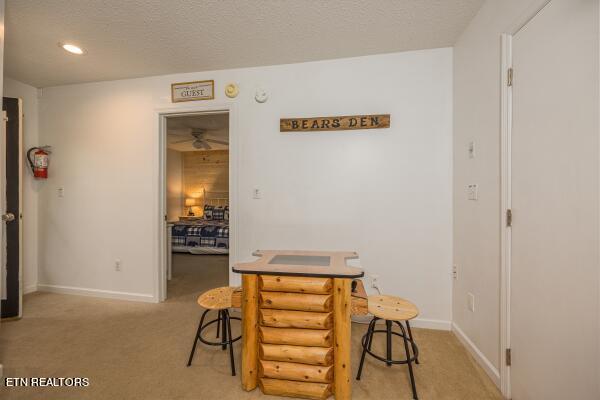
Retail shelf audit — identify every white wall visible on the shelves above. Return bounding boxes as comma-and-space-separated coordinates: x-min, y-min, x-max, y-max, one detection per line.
3, 77, 38, 294
37, 48, 454, 326
166, 149, 182, 221
453, 0, 551, 383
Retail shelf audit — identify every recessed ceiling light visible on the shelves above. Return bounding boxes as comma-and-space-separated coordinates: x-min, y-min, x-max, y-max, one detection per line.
59, 43, 86, 55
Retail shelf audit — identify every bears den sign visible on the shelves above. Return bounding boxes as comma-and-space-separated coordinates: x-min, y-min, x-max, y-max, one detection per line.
280, 114, 390, 132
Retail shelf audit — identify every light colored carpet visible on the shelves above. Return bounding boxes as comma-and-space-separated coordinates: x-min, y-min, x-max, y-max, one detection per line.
0, 254, 502, 400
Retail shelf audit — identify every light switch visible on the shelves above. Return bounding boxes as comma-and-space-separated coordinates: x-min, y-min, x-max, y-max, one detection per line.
468, 141, 475, 159
467, 184, 478, 201
468, 293, 475, 312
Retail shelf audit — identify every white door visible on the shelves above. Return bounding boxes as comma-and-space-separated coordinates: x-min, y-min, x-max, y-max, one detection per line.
510, 0, 599, 399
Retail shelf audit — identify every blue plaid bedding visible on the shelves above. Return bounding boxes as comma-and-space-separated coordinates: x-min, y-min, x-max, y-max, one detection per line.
171, 220, 229, 250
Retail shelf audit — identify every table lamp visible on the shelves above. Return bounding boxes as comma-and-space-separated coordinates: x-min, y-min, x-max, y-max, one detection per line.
185, 197, 199, 216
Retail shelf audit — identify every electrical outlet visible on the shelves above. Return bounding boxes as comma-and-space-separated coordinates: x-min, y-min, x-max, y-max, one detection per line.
452, 265, 458, 279
115, 259, 122, 272
57, 187, 64, 198
370, 274, 379, 288
253, 188, 261, 199
368, 274, 381, 294
467, 292, 475, 312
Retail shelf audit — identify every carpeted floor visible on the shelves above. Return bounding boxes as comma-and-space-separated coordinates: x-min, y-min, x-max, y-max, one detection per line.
0, 254, 502, 400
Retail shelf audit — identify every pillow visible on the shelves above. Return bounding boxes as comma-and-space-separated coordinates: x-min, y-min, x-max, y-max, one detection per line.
212, 206, 225, 221
203, 205, 214, 220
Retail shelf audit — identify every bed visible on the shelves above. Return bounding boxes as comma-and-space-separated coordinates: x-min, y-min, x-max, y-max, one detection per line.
171, 190, 229, 255
171, 219, 229, 254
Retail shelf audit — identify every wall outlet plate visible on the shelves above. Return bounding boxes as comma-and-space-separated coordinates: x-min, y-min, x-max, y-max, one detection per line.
369, 274, 380, 286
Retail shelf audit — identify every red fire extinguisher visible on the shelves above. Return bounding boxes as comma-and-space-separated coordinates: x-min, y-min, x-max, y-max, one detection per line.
27, 147, 50, 179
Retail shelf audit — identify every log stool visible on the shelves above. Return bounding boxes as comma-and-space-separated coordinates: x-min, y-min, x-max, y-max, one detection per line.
187, 286, 241, 375
356, 295, 420, 400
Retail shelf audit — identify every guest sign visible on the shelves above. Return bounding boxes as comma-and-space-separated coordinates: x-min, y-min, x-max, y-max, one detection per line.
280, 114, 390, 132
171, 80, 214, 102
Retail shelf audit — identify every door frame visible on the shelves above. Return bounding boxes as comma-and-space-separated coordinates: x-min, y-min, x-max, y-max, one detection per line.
155, 103, 238, 302
499, 1, 552, 398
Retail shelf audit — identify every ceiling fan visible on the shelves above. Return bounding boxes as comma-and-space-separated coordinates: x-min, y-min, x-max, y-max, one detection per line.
170, 128, 229, 150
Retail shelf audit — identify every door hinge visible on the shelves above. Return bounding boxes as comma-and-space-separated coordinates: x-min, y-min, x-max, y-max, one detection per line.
506, 209, 513, 227
506, 348, 512, 366
507, 68, 514, 87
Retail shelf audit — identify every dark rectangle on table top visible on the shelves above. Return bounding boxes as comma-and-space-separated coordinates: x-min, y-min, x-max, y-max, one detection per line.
269, 255, 331, 266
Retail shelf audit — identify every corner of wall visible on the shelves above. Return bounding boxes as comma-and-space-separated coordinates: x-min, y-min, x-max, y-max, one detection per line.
452, 322, 500, 387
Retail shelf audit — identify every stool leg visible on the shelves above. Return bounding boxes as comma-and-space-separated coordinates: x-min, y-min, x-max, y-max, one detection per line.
405, 320, 419, 364
225, 309, 236, 376
221, 309, 227, 350
356, 317, 376, 380
399, 323, 418, 400
386, 320, 393, 367
368, 317, 378, 351
187, 309, 209, 367
216, 310, 221, 339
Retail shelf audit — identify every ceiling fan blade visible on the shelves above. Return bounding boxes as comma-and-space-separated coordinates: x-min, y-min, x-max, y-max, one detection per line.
171, 138, 194, 144
193, 140, 211, 150
205, 138, 229, 145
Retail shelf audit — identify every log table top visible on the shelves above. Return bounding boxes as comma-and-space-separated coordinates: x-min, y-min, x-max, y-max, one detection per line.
232, 250, 364, 278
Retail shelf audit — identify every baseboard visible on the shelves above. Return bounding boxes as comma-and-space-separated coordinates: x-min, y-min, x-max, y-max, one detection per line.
24, 284, 38, 294
411, 317, 452, 331
37, 284, 156, 303
452, 322, 500, 387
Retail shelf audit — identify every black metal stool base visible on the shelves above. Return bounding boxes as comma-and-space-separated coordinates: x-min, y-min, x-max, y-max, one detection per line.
186, 309, 241, 376
356, 316, 419, 400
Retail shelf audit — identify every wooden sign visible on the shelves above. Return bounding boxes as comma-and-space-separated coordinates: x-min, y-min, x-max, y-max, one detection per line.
280, 114, 390, 132
171, 80, 214, 102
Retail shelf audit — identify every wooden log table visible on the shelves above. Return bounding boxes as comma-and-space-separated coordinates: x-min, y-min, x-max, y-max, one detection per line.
232, 250, 364, 400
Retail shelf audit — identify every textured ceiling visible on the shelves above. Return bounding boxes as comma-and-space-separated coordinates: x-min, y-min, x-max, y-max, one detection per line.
4, 0, 483, 88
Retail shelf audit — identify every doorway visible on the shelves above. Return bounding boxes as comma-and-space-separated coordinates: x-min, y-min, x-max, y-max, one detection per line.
159, 109, 234, 302
501, 0, 599, 398
1, 98, 23, 320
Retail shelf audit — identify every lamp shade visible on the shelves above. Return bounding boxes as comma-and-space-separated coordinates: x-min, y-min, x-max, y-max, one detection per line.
185, 197, 199, 207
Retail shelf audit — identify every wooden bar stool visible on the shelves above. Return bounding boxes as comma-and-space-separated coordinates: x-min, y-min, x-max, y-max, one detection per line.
356, 295, 420, 400
187, 286, 241, 375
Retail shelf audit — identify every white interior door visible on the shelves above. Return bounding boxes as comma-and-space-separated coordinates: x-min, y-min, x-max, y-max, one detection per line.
510, 0, 599, 399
